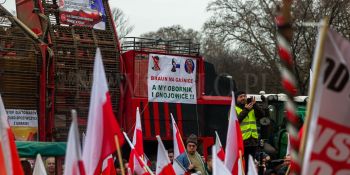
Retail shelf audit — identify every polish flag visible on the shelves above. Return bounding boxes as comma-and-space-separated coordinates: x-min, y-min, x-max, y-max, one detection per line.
128, 107, 148, 175
64, 110, 85, 175
171, 114, 185, 158
171, 114, 188, 174
224, 92, 244, 174
123, 132, 152, 175
214, 131, 225, 161
156, 136, 176, 175
82, 48, 124, 175
33, 154, 47, 175
212, 145, 231, 175
0, 95, 24, 175
101, 155, 116, 175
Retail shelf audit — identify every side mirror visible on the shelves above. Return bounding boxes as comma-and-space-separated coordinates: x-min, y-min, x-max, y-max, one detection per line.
268, 105, 276, 122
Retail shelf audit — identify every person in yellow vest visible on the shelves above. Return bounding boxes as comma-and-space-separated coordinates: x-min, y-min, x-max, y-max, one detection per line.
235, 91, 264, 173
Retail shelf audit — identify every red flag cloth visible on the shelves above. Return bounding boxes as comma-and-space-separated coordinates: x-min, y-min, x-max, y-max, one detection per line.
156, 136, 176, 175
0, 95, 24, 175
82, 48, 124, 175
128, 108, 148, 175
0, 143, 7, 175
212, 145, 231, 175
214, 131, 225, 161
171, 114, 185, 158
224, 92, 244, 174
64, 110, 85, 175
102, 155, 116, 175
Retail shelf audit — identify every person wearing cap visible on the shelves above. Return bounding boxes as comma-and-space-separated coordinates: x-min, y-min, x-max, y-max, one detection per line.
176, 134, 207, 175
235, 91, 264, 173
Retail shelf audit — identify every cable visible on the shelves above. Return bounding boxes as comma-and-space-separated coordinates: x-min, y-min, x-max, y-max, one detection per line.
0, 0, 6, 5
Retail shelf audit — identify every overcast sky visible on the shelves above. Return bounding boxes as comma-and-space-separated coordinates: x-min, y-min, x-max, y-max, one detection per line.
109, 0, 212, 36
3, 0, 211, 37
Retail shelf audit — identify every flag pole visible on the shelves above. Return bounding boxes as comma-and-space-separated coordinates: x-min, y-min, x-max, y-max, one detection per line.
171, 114, 191, 164
115, 135, 125, 175
239, 150, 245, 175
299, 17, 329, 166
285, 165, 291, 175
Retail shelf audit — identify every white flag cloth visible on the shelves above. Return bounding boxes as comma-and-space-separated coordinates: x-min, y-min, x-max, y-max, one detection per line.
0, 95, 24, 175
64, 110, 85, 175
129, 107, 147, 175
224, 92, 244, 174
171, 114, 186, 159
82, 48, 124, 175
33, 154, 47, 175
214, 131, 225, 161
302, 28, 350, 174
212, 145, 231, 175
172, 159, 186, 175
247, 155, 258, 175
237, 158, 244, 175
155, 136, 176, 175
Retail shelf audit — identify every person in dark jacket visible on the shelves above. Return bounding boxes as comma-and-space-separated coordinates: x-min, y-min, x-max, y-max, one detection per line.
205, 155, 212, 175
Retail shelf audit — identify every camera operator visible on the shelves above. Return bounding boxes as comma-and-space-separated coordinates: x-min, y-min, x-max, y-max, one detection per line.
235, 91, 264, 174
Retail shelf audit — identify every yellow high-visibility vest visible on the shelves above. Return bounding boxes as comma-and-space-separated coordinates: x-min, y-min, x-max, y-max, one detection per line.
235, 106, 258, 140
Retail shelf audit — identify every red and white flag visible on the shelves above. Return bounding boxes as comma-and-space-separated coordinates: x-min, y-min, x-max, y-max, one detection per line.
214, 131, 225, 161
171, 114, 188, 174
301, 29, 350, 174
64, 110, 85, 175
0, 95, 24, 175
33, 154, 47, 175
123, 132, 152, 175
224, 92, 244, 174
171, 114, 185, 158
101, 155, 116, 175
156, 136, 176, 175
212, 145, 231, 175
82, 48, 124, 175
128, 107, 148, 175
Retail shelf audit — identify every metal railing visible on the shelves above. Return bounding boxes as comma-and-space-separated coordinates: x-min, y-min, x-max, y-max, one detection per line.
122, 37, 200, 56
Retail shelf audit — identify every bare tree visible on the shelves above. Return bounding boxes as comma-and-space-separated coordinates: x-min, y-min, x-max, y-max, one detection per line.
204, 0, 350, 94
111, 7, 134, 40
140, 25, 202, 43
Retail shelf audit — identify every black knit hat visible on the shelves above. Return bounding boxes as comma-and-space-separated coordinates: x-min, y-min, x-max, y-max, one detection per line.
186, 134, 198, 145
235, 91, 246, 101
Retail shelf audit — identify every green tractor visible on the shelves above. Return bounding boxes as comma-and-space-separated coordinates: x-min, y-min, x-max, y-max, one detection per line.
247, 93, 307, 159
